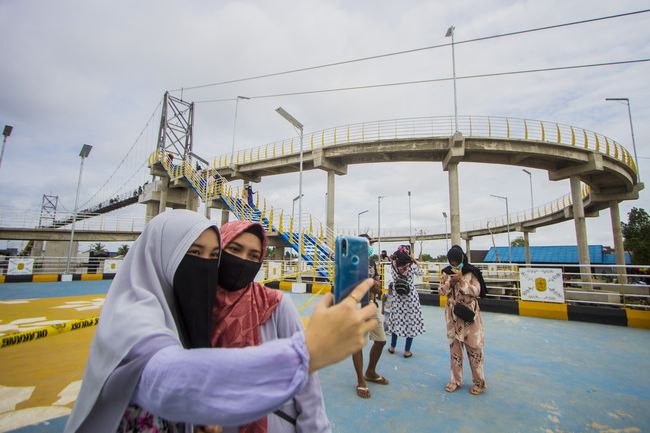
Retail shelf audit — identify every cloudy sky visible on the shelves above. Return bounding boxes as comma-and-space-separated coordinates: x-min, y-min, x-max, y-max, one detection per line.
1, 0, 649, 257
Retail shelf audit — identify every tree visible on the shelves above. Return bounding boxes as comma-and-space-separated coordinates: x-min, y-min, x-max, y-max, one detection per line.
90, 243, 108, 253
117, 244, 129, 256
419, 253, 434, 262
511, 236, 526, 247
432, 254, 448, 262
622, 207, 650, 264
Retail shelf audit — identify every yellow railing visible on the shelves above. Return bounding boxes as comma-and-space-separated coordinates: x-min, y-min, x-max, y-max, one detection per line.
209, 115, 637, 175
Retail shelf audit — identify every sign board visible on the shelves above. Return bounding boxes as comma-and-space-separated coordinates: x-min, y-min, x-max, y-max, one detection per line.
267, 261, 282, 280
7, 258, 34, 275
519, 268, 565, 303
103, 260, 123, 274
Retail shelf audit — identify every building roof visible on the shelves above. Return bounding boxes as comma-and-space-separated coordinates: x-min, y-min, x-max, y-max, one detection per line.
482, 245, 631, 265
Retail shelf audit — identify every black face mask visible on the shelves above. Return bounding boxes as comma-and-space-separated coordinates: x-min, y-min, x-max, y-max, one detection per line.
218, 251, 262, 291
172, 254, 220, 349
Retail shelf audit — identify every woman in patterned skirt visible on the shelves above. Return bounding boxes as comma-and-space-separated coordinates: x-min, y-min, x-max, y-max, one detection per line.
438, 245, 486, 395
386, 246, 425, 358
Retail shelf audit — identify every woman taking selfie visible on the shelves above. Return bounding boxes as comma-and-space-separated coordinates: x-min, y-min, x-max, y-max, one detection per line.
65, 210, 377, 432
210, 220, 330, 432
439, 245, 486, 395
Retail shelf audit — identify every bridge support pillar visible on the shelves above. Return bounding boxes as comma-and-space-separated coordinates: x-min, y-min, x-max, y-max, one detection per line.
609, 201, 628, 285
221, 209, 229, 226
464, 237, 471, 262
31, 240, 44, 257
185, 189, 199, 212
145, 201, 158, 223
326, 171, 335, 233
570, 176, 592, 285
522, 232, 531, 265
448, 162, 461, 246
158, 177, 168, 213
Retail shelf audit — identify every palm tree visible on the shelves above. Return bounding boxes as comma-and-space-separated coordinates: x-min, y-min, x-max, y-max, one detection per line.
90, 243, 108, 253
117, 244, 129, 256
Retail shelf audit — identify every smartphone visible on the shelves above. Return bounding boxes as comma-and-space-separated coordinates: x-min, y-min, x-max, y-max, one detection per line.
334, 235, 369, 304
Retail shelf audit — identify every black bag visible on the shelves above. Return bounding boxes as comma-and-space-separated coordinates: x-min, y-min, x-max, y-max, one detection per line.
453, 302, 475, 323
393, 275, 410, 296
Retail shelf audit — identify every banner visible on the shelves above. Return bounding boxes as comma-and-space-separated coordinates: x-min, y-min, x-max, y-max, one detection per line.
7, 258, 34, 275
103, 259, 123, 274
0, 316, 99, 349
267, 262, 282, 279
519, 268, 565, 303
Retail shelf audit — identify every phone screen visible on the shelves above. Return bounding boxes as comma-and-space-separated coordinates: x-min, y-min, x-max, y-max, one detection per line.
333, 236, 369, 304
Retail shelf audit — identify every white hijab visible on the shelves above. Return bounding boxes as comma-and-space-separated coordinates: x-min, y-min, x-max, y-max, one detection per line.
65, 209, 218, 432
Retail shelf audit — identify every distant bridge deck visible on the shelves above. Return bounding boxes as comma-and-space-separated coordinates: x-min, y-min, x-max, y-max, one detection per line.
0, 280, 648, 433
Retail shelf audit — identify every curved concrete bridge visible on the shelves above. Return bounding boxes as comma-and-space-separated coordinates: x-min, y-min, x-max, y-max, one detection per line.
208, 115, 642, 280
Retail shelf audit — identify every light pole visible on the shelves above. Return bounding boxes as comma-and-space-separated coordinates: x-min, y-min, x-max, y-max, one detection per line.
357, 209, 369, 235
0, 125, 13, 170
490, 194, 511, 264
230, 96, 250, 166
442, 211, 449, 251
291, 193, 303, 226
408, 191, 413, 241
377, 195, 386, 260
522, 169, 534, 216
445, 25, 459, 133
276, 107, 304, 284
606, 98, 640, 181
65, 144, 92, 275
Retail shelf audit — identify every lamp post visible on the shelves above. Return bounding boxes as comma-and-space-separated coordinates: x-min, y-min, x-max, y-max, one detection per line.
230, 96, 250, 166
291, 193, 304, 227
606, 98, 640, 181
357, 209, 369, 235
490, 194, 511, 264
522, 169, 534, 216
0, 125, 13, 170
408, 191, 413, 241
65, 144, 92, 275
445, 25, 459, 133
276, 107, 304, 284
377, 195, 386, 261
442, 211, 449, 251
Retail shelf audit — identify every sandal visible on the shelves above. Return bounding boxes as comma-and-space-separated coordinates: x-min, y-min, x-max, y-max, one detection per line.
403, 351, 413, 358
470, 385, 485, 395
364, 374, 389, 385
356, 386, 371, 398
387, 347, 395, 354
445, 383, 460, 393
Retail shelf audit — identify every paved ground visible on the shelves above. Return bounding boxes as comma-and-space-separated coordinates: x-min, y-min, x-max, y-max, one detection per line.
1, 281, 649, 433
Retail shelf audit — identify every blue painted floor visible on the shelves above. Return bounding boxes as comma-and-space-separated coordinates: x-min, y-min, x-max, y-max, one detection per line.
4, 284, 650, 433
0, 280, 111, 300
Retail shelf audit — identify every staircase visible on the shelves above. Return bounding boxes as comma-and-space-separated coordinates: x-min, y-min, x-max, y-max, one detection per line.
149, 149, 335, 281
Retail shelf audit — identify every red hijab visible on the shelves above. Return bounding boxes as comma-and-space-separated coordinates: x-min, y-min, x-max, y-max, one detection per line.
211, 221, 283, 433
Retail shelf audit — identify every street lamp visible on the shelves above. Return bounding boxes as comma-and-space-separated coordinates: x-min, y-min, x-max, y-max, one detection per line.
0, 125, 13, 170
522, 169, 534, 217
445, 25, 459, 133
377, 196, 386, 261
230, 96, 250, 166
408, 191, 413, 241
276, 106, 304, 284
490, 194, 511, 264
442, 211, 449, 251
357, 209, 369, 235
606, 98, 640, 181
291, 193, 304, 226
65, 144, 93, 275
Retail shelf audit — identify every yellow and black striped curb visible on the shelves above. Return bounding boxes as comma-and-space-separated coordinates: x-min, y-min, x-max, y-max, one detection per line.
420, 293, 650, 329
0, 273, 116, 284
0, 316, 99, 349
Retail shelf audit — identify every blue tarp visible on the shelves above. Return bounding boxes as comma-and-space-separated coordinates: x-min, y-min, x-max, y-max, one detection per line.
483, 245, 631, 264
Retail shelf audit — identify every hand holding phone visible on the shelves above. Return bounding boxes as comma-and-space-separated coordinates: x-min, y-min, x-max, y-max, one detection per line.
333, 236, 369, 304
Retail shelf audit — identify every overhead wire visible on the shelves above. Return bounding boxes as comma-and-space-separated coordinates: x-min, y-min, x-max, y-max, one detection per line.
194, 58, 650, 103
172, 9, 650, 92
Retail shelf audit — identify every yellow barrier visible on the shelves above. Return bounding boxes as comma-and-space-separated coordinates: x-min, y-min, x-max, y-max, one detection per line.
1, 316, 99, 349
0, 275, 5, 284
518, 300, 568, 321
626, 308, 650, 329
81, 273, 103, 281
32, 274, 59, 283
